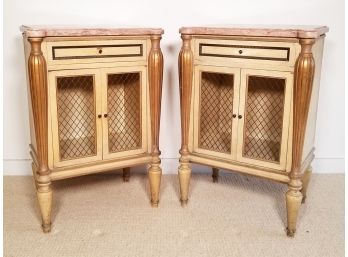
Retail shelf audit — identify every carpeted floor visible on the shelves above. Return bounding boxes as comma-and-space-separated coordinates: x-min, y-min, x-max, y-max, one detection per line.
4, 172, 344, 257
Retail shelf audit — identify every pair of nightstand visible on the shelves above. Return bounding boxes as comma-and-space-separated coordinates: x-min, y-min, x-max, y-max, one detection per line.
21, 25, 328, 237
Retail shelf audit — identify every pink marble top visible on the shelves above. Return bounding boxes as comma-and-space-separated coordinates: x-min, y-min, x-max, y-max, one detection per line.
180, 25, 329, 38
20, 25, 164, 37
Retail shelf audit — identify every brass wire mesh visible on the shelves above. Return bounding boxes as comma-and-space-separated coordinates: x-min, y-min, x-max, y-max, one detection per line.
107, 72, 142, 153
198, 72, 234, 153
56, 75, 97, 160
242, 76, 285, 162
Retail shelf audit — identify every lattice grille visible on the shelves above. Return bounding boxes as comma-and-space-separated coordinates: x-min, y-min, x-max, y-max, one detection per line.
56, 75, 97, 161
107, 72, 142, 153
242, 76, 285, 162
198, 72, 234, 153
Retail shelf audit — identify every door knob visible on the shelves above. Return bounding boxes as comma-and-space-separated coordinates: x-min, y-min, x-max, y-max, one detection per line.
238, 115, 242, 119
232, 114, 237, 118
104, 114, 108, 118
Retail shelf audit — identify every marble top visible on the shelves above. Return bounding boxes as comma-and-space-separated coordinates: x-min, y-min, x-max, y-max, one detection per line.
179, 25, 329, 38
20, 25, 164, 37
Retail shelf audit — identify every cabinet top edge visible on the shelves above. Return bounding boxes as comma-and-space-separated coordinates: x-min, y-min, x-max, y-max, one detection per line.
20, 25, 164, 37
179, 25, 329, 39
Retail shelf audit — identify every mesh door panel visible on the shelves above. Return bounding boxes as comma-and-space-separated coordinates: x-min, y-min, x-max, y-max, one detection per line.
242, 76, 285, 162
107, 72, 142, 153
56, 75, 97, 161
198, 72, 234, 153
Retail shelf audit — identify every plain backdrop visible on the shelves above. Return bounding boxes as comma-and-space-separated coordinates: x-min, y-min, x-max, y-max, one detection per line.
3, 0, 345, 175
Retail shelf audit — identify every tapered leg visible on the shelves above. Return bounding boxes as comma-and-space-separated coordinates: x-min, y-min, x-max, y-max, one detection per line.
212, 168, 219, 183
37, 182, 52, 233
286, 181, 303, 237
178, 34, 193, 206
32, 163, 52, 233
123, 167, 130, 182
178, 157, 191, 206
148, 163, 162, 207
148, 35, 163, 207
301, 166, 312, 204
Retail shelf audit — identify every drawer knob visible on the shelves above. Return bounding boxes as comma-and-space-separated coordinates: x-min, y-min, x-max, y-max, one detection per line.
238, 115, 243, 119
239, 50, 243, 54
98, 49, 103, 54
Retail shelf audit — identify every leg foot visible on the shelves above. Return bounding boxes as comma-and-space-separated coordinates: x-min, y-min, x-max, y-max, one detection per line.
178, 161, 191, 205
212, 168, 219, 183
180, 199, 188, 207
286, 183, 302, 237
36, 179, 52, 233
301, 166, 312, 204
123, 167, 130, 182
148, 164, 161, 207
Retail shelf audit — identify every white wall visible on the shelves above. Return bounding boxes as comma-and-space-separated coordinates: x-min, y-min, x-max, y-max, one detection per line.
4, 0, 345, 175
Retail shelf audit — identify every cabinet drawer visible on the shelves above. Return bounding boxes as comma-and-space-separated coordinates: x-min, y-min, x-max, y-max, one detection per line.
47, 39, 147, 66
195, 39, 298, 67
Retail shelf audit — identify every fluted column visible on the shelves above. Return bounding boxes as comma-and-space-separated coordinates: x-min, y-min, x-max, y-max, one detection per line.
178, 34, 193, 205
148, 35, 163, 207
28, 37, 52, 233
286, 38, 316, 237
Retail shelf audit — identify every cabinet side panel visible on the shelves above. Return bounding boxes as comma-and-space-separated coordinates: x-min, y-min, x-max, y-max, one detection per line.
23, 36, 38, 155
301, 37, 324, 163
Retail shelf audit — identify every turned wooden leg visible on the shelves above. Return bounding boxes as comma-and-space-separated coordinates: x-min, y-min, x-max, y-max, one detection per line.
212, 168, 219, 183
178, 157, 191, 206
148, 162, 162, 207
123, 167, 130, 182
148, 35, 163, 207
36, 176, 52, 233
286, 180, 303, 237
301, 166, 312, 204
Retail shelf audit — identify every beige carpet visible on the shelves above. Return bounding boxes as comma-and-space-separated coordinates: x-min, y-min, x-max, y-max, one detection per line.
4, 172, 344, 257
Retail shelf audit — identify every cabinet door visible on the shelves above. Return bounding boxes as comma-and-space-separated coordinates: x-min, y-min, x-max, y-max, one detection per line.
236, 69, 292, 170
48, 69, 103, 167
193, 65, 240, 159
101, 66, 147, 159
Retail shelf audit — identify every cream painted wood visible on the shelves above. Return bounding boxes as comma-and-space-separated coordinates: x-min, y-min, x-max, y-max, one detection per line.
200, 44, 289, 60
189, 154, 290, 183
47, 61, 148, 73
46, 39, 146, 66
194, 38, 299, 67
53, 45, 142, 59
236, 69, 293, 170
50, 154, 152, 181
48, 69, 103, 168
192, 65, 240, 160
100, 66, 148, 160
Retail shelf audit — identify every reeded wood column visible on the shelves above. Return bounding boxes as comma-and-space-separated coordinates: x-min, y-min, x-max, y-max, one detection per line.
148, 35, 163, 207
28, 37, 52, 233
178, 34, 193, 206
286, 38, 315, 237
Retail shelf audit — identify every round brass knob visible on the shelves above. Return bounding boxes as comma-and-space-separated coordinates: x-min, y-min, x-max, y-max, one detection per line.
98, 114, 102, 118
98, 49, 103, 54
238, 115, 242, 119
232, 114, 237, 118
104, 114, 108, 118
239, 50, 243, 54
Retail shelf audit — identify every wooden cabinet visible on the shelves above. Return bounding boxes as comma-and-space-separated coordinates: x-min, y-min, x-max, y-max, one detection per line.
21, 26, 164, 232
178, 25, 328, 237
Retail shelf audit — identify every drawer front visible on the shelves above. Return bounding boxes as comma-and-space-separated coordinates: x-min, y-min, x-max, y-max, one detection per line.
47, 39, 147, 66
195, 39, 298, 67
